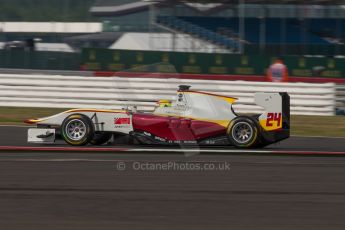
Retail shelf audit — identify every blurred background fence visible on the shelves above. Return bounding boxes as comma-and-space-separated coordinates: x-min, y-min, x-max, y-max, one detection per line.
0, 74, 336, 116
0, 50, 80, 70
1, 48, 344, 80
82, 48, 345, 78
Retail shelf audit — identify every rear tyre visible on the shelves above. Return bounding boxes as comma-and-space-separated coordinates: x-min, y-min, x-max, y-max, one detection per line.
90, 132, 112, 145
61, 114, 94, 146
227, 117, 259, 148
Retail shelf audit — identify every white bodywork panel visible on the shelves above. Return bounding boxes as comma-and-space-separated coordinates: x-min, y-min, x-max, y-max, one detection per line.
35, 110, 133, 134
185, 92, 236, 121
28, 128, 55, 143
255, 93, 283, 131
154, 91, 237, 122
255, 93, 282, 114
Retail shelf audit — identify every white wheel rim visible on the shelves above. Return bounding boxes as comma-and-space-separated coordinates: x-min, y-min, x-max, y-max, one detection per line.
231, 121, 253, 144
65, 119, 87, 141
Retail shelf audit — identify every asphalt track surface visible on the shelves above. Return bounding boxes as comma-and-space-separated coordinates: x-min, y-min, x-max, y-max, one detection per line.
0, 126, 345, 230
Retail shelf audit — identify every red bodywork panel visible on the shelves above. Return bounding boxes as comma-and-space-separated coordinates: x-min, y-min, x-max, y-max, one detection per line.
132, 113, 226, 141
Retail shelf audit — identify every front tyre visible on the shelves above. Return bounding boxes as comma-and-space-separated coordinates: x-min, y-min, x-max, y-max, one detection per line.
61, 114, 94, 146
227, 117, 259, 148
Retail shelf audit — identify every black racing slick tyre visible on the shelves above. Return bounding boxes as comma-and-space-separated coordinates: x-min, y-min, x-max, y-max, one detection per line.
90, 132, 112, 145
61, 114, 94, 146
227, 117, 259, 148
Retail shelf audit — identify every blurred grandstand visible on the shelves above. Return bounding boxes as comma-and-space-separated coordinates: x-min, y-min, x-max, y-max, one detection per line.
1, 0, 345, 69
1, 0, 345, 54
89, 0, 345, 55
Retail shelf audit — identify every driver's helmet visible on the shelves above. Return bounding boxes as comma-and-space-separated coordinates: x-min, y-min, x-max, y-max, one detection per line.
157, 99, 172, 107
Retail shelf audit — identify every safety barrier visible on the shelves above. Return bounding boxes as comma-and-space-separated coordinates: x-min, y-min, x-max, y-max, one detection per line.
0, 74, 336, 116
336, 85, 345, 111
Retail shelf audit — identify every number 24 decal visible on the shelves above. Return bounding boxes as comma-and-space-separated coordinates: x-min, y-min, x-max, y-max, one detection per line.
266, 113, 282, 127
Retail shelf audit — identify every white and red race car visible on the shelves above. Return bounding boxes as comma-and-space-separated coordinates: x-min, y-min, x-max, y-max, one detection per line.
25, 85, 290, 148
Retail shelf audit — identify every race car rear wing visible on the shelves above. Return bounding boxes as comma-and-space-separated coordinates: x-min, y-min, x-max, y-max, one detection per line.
255, 92, 290, 131
255, 92, 290, 144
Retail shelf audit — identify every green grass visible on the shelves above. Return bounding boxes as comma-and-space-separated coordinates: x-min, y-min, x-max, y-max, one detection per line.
291, 115, 345, 137
0, 107, 68, 125
0, 107, 344, 137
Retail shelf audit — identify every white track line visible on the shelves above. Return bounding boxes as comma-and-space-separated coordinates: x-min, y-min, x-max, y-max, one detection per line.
1, 159, 345, 165
0, 159, 124, 162
127, 148, 272, 153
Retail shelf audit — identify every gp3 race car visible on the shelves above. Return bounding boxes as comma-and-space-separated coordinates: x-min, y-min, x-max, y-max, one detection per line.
25, 85, 290, 148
